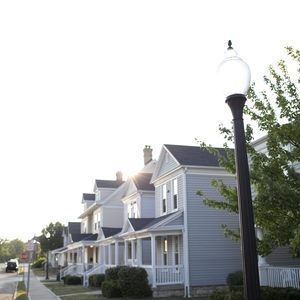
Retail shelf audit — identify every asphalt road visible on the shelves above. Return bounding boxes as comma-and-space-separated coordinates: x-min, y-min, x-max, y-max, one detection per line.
0, 263, 22, 300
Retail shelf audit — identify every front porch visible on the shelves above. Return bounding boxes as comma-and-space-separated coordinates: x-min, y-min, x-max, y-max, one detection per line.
98, 232, 185, 288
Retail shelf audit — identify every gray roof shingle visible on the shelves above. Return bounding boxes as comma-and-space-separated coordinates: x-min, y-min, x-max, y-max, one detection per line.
95, 179, 124, 189
132, 173, 154, 191
164, 144, 232, 167
82, 193, 95, 201
102, 227, 122, 238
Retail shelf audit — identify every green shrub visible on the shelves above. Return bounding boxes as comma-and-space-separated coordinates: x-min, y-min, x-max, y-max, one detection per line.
93, 274, 105, 287
260, 286, 300, 300
56, 272, 60, 281
105, 266, 124, 280
101, 280, 122, 298
32, 257, 46, 268
88, 274, 96, 286
65, 275, 82, 285
224, 290, 244, 300
226, 270, 243, 290
210, 289, 229, 300
63, 275, 70, 284
118, 266, 152, 298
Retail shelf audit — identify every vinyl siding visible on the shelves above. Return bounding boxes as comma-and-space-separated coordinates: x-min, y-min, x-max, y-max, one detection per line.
157, 152, 179, 178
186, 173, 242, 286
102, 206, 123, 227
142, 238, 152, 265
140, 195, 155, 218
266, 246, 300, 266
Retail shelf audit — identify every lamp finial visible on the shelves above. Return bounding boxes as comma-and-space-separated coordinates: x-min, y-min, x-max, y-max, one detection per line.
228, 40, 233, 49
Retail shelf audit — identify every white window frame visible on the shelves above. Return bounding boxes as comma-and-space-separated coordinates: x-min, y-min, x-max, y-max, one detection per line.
172, 178, 178, 211
162, 184, 167, 214
173, 236, 179, 265
128, 201, 138, 218
163, 237, 168, 265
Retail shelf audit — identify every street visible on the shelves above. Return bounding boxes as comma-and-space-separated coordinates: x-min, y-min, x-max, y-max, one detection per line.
0, 263, 22, 300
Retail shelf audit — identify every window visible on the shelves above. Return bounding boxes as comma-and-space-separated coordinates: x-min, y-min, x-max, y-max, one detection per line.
162, 184, 167, 214
163, 237, 168, 265
128, 201, 138, 218
174, 236, 179, 265
172, 178, 178, 210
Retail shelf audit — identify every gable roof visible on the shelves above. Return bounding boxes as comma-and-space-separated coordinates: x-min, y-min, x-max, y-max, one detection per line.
95, 179, 124, 189
164, 144, 231, 167
132, 172, 155, 191
68, 222, 81, 235
82, 193, 95, 201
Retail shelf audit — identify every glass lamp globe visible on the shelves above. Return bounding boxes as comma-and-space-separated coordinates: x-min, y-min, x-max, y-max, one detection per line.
217, 41, 251, 98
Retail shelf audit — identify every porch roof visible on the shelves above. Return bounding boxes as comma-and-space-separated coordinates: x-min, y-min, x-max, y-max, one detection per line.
129, 211, 179, 231
71, 233, 98, 243
102, 227, 122, 238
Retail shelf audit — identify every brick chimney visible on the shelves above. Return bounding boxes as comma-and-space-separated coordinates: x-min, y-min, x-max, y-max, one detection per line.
143, 145, 153, 165
116, 171, 123, 181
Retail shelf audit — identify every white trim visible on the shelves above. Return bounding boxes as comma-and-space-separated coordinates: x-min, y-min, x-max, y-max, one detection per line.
183, 170, 190, 297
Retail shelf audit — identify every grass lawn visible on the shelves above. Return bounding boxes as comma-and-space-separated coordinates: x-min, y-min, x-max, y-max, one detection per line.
30, 267, 210, 300
15, 281, 26, 300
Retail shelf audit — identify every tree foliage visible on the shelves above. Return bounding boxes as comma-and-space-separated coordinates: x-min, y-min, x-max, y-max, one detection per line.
39, 222, 64, 253
198, 46, 300, 258
0, 238, 26, 262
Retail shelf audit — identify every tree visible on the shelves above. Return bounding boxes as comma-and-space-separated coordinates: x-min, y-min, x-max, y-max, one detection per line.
197, 46, 300, 258
0, 238, 26, 262
39, 222, 64, 254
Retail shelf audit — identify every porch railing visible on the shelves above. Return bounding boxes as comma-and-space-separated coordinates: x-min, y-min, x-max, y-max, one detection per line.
155, 265, 184, 285
83, 264, 104, 286
60, 264, 77, 280
267, 266, 300, 289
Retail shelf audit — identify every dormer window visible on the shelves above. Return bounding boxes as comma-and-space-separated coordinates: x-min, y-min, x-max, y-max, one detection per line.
128, 201, 138, 218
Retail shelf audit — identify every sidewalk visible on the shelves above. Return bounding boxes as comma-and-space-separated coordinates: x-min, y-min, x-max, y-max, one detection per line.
25, 269, 59, 300
23, 268, 102, 300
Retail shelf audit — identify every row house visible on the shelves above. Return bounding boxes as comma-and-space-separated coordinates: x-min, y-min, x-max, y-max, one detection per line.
55, 144, 243, 297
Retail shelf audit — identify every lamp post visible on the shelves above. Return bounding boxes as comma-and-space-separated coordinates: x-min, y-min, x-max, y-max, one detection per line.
217, 41, 261, 300
45, 232, 50, 280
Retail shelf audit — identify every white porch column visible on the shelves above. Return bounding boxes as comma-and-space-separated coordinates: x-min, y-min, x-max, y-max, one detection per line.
82, 247, 85, 272
257, 227, 269, 286
124, 241, 128, 266
131, 240, 135, 266
103, 245, 106, 265
151, 235, 156, 288
115, 241, 119, 266
137, 238, 142, 266
99, 245, 103, 265
108, 244, 112, 266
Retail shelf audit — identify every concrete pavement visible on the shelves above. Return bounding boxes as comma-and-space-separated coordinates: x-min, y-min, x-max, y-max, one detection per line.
24, 269, 59, 300
22, 268, 102, 300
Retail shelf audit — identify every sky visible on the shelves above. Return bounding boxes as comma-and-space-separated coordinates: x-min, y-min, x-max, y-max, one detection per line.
1, 1, 300, 243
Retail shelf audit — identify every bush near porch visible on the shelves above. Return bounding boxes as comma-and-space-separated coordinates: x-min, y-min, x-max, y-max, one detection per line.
210, 284, 300, 299
102, 266, 152, 299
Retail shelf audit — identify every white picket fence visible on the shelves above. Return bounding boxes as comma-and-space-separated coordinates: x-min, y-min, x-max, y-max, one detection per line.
267, 267, 300, 289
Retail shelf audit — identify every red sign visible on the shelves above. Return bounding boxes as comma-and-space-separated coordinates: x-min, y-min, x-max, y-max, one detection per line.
20, 252, 28, 261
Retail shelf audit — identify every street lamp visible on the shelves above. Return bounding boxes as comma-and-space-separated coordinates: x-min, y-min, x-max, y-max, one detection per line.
217, 41, 261, 300
45, 232, 50, 280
